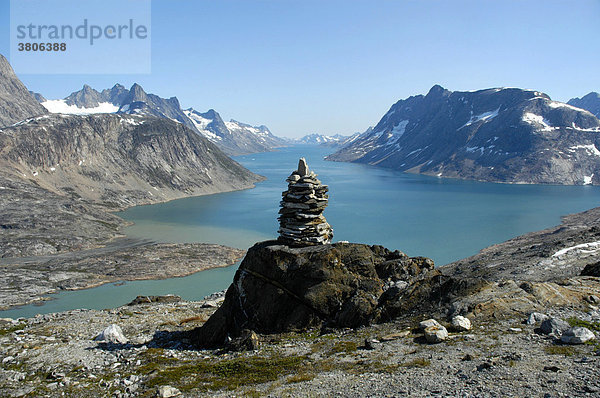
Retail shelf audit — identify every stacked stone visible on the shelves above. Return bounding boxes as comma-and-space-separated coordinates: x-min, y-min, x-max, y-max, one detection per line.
278, 158, 333, 246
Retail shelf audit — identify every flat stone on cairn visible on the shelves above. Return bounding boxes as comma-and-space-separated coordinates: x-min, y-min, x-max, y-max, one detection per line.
278, 158, 333, 246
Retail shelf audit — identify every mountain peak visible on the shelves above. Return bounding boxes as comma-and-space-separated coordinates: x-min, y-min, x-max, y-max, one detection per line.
426, 84, 450, 97
0, 54, 49, 126
567, 91, 600, 118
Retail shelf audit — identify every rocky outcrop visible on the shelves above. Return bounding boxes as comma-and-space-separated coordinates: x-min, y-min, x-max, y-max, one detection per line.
0, 54, 48, 127
327, 85, 600, 185
442, 207, 600, 282
193, 241, 434, 347
278, 158, 333, 246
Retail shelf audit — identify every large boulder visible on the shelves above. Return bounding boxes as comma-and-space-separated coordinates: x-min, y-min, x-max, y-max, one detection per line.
193, 241, 434, 347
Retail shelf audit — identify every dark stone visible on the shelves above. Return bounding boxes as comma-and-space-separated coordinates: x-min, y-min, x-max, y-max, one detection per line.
127, 295, 181, 306
581, 261, 600, 277
192, 240, 435, 348
228, 329, 259, 352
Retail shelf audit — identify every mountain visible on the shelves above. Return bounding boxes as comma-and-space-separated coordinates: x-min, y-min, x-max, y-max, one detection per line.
327, 85, 600, 185
0, 54, 48, 127
0, 113, 263, 208
29, 91, 46, 103
39, 83, 285, 155
296, 133, 352, 145
568, 92, 600, 118
184, 108, 287, 156
295, 130, 368, 148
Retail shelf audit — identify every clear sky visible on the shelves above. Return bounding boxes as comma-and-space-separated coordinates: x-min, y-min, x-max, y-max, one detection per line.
1, 0, 599, 138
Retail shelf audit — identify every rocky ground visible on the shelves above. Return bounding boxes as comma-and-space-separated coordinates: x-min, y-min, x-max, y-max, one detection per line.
0, 242, 245, 310
0, 289, 598, 398
443, 207, 600, 282
0, 173, 127, 258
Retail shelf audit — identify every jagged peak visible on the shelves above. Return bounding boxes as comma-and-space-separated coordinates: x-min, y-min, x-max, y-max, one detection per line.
427, 84, 450, 97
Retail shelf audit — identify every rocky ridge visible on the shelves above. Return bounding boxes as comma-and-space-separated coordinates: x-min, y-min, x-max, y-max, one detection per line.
0, 113, 263, 209
327, 85, 600, 185
0, 54, 47, 128
568, 92, 600, 118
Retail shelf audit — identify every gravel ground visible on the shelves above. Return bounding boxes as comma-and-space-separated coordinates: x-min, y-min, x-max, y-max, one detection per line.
0, 291, 598, 398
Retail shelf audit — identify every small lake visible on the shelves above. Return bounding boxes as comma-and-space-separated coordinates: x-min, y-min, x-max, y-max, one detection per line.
3, 145, 600, 318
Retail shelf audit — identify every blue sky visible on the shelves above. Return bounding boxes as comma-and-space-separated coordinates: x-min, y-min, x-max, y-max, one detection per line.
1, 0, 599, 138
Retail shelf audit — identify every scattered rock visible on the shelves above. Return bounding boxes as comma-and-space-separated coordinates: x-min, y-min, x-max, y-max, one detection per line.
544, 365, 560, 372
476, 361, 493, 371
527, 312, 549, 325
424, 325, 448, 343
228, 329, 259, 351
94, 324, 128, 344
419, 319, 441, 330
157, 385, 182, 398
380, 331, 410, 341
560, 327, 596, 344
585, 295, 600, 304
127, 295, 181, 306
509, 328, 522, 333
451, 315, 472, 331
540, 318, 571, 336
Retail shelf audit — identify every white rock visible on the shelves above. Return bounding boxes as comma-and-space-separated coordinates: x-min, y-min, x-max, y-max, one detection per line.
527, 312, 549, 325
451, 315, 472, 331
94, 324, 128, 344
560, 327, 596, 344
157, 385, 182, 397
2, 356, 15, 364
419, 319, 441, 330
424, 325, 448, 343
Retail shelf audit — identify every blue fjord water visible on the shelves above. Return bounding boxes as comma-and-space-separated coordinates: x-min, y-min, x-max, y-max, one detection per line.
3, 145, 599, 318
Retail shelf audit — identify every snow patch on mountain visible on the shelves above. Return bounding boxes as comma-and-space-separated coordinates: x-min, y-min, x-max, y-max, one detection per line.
569, 144, 600, 157
42, 100, 119, 115
522, 112, 555, 131
459, 107, 500, 129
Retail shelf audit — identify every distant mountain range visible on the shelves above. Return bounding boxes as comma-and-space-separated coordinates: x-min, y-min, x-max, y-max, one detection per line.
183, 108, 286, 155
295, 133, 363, 147
39, 84, 286, 156
327, 85, 600, 185
568, 92, 600, 119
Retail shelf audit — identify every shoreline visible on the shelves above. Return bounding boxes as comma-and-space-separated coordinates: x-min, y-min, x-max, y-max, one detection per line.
0, 242, 245, 313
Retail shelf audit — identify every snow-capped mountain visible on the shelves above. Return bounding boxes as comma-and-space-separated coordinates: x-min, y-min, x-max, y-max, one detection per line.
183, 108, 286, 156
38, 84, 285, 155
327, 85, 600, 185
568, 92, 600, 119
295, 133, 360, 146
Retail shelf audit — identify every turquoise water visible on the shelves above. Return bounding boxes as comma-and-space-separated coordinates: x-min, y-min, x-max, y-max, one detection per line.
3, 145, 600, 318
0, 263, 239, 319
119, 145, 600, 265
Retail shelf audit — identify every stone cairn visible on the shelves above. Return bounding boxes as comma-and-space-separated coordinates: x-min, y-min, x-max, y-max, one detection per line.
278, 158, 333, 246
